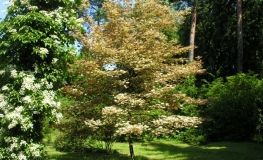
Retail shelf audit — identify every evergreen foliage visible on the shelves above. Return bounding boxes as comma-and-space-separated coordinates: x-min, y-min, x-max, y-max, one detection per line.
178, 0, 263, 78
205, 73, 263, 141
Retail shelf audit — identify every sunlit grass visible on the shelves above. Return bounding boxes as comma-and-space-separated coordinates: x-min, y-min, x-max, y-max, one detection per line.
46, 139, 263, 160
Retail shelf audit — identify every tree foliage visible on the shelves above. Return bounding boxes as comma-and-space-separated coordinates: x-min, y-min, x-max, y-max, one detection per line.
60, 0, 206, 158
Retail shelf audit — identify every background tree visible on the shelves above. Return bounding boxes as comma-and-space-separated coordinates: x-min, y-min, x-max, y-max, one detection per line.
237, 0, 243, 73
189, 0, 197, 62
62, 0, 205, 159
178, 0, 263, 79
169, 0, 197, 62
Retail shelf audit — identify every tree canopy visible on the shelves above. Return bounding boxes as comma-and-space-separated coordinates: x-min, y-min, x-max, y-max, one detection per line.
58, 0, 206, 159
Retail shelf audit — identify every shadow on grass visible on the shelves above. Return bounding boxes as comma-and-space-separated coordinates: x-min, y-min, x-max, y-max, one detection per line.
46, 141, 263, 160
147, 141, 263, 160
47, 149, 149, 160
48, 153, 149, 160
48, 152, 124, 160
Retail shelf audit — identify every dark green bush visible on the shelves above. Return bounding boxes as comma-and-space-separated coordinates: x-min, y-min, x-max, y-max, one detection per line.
175, 76, 208, 117
205, 73, 263, 141
174, 128, 208, 145
176, 76, 199, 99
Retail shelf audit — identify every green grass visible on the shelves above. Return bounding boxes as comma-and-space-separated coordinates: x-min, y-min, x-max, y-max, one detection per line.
46, 139, 263, 160
45, 145, 131, 160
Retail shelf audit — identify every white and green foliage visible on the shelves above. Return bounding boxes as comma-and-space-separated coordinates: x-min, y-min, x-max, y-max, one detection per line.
0, 0, 85, 159
0, 0, 84, 77
0, 67, 62, 159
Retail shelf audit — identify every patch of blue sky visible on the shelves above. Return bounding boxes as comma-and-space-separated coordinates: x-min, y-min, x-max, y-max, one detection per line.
0, 1, 9, 21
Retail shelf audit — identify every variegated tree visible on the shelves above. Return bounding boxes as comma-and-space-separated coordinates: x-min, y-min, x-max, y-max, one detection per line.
66, 0, 205, 159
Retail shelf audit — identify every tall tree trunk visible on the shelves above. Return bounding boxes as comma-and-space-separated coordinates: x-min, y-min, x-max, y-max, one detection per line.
128, 136, 135, 160
237, 0, 243, 73
189, 2, 197, 62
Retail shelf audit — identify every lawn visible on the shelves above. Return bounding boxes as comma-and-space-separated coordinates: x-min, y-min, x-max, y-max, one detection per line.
46, 139, 263, 160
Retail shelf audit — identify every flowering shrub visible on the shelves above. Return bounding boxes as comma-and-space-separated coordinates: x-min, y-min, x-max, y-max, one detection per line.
0, 0, 88, 159
0, 67, 62, 159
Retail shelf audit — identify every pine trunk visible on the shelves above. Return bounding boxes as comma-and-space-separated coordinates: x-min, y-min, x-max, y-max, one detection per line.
189, 2, 197, 62
237, 0, 243, 73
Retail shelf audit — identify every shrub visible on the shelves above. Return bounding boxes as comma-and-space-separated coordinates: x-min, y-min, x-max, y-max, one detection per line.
175, 127, 208, 145
205, 73, 263, 141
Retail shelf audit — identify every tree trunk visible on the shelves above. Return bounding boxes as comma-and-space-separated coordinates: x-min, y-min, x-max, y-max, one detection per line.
128, 136, 135, 160
189, 2, 197, 62
237, 0, 243, 73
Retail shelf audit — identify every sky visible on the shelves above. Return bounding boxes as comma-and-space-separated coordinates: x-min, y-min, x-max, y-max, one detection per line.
0, 1, 8, 20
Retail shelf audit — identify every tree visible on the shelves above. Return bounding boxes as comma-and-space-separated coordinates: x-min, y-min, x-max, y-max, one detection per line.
169, 0, 197, 62
0, 0, 85, 159
66, 0, 205, 159
178, 0, 263, 79
237, 0, 243, 73
189, 1, 197, 62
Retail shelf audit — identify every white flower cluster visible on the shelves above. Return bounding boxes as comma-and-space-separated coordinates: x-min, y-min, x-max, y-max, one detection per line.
85, 119, 103, 131
2, 85, 8, 91
28, 5, 38, 10
4, 137, 27, 152
102, 106, 126, 117
102, 106, 127, 125
20, 0, 29, 5
39, 7, 73, 26
38, 47, 49, 55
10, 69, 18, 77
22, 95, 32, 104
29, 143, 42, 157
115, 122, 149, 136
18, 73, 54, 94
19, 74, 39, 94
114, 93, 145, 107
0, 69, 62, 159
0, 94, 7, 113
7, 0, 37, 10
50, 34, 58, 39
42, 90, 56, 105
149, 102, 169, 109
3, 137, 43, 159
9, 29, 17, 33
85, 106, 126, 130
151, 115, 202, 136
144, 85, 174, 98
5, 106, 33, 130
0, 70, 4, 75
52, 58, 59, 64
